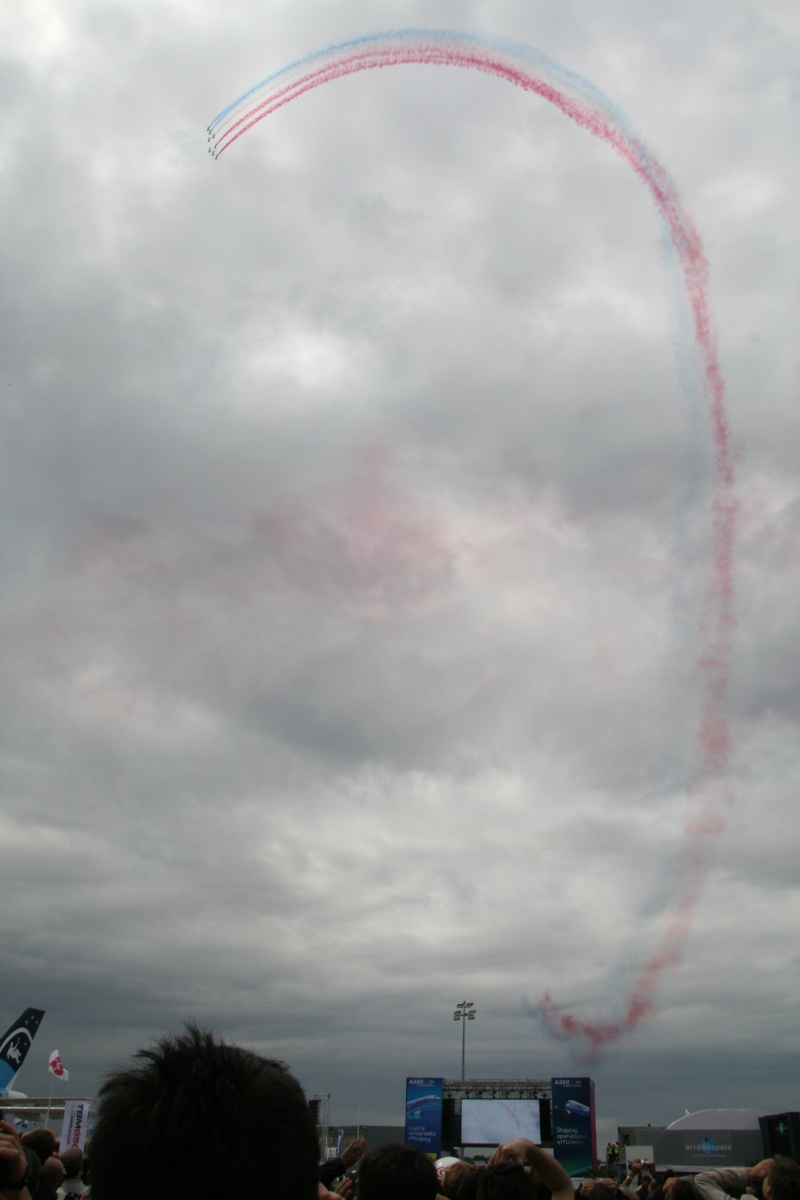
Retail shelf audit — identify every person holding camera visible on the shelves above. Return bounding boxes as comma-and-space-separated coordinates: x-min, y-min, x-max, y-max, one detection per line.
0, 1119, 34, 1200
623, 1161, 658, 1200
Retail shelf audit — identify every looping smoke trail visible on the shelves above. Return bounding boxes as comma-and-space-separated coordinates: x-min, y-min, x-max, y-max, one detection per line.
209, 29, 738, 1054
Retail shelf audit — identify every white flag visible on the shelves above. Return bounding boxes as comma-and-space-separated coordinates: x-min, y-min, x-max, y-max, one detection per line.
48, 1049, 69, 1082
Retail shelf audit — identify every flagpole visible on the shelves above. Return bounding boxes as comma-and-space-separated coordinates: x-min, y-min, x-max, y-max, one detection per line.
45, 1077, 54, 1127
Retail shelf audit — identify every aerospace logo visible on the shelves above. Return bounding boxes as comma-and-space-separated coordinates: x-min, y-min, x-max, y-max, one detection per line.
1, 1029, 33, 1068
0, 1009, 45, 1080
686, 1139, 732, 1158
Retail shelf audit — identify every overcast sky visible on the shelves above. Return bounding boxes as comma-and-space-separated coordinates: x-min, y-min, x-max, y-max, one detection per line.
2, 0, 798, 1149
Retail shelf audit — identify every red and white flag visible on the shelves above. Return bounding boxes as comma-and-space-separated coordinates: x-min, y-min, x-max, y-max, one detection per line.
48, 1050, 69, 1082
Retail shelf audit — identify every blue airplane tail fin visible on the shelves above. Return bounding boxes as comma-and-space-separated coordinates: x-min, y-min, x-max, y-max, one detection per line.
0, 1009, 45, 1095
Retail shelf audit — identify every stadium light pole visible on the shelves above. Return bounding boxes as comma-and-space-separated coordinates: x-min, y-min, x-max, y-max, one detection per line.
453, 1001, 476, 1081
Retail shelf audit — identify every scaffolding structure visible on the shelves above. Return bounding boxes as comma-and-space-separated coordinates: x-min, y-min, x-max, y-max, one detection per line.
440, 1078, 554, 1153
443, 1078, 552, 1101
312, 1093, 332, 1157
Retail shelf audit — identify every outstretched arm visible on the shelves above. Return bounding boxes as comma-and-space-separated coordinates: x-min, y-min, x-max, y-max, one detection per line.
340, 1138, 367, 1169
696, 1167, 754, 1200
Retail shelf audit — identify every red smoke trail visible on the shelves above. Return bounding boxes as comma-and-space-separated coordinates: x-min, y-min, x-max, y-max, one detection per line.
540, 785, 733, 1053
213, 32, 738, 1052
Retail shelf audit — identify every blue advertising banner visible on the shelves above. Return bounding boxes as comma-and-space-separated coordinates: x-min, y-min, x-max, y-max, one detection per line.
551, 1077, 597, 1175
405, 1077, 444, 1156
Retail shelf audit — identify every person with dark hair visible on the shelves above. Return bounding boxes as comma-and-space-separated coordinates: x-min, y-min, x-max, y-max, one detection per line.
577, 1180, 634, 1200
483, 1140, 573, 1200
473, 1162, 537, 1200
644, 1169, 675, 1200
642, 1168, 694, 1200
37, 1157, 65, 1198
357, 1143, 439, 1200
769, 1160, 800, 1200
459, 1167, 484, 1200
439, 1160, 475, 1200
665, 1181, 699, 1200
57, 1148, 84, 1198
622, 1161, 659, 1200
19, 1136, 55, 1173
89, 1022, 320, 1200
697, 1158, 800, 1200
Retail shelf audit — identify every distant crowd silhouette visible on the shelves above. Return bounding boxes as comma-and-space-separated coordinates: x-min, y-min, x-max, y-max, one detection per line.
1, 1024, 797, 1200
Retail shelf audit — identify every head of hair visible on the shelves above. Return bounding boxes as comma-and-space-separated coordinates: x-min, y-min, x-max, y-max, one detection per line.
20, 1128, 56, 1165
667, 1181, 698, 1200
60, 1147, 83, 1179
459, 1166, 484, 1200
357, 1143, 439, 1200
472, 1163, 539, 1200
40, 1157, 66, 1188
769, 1157, 800, 1200
442, 1161, 476, 1200
89, 1022, 319, 1200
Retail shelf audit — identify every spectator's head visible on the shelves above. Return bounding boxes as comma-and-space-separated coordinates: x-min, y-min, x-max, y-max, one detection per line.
436, 1159, 461, 1189
441, 1161, 476, 1200
20, 1129, 56, 1165
472, 1163, 538, 1200
89, 1023, 319, 1200
577, 1183, 623, 1200
766, 1158, 800, 1200
40, 1157, 66, 1189
357, 1144, 439, 1200
666, 1181, 698, 1200
60, 1147, 84, 1180
459, 1166, 482, 1200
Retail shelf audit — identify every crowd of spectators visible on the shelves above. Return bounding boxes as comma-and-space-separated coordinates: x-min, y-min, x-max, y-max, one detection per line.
1, 1025, 797, 1200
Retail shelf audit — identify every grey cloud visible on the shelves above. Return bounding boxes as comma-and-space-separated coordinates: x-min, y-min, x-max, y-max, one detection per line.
1, 0, 797, 1142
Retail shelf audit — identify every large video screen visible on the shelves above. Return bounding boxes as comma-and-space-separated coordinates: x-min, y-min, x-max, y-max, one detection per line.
461, 1098, 541, 1145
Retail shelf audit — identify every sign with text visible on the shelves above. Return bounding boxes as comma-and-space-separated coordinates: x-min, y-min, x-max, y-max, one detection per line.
405, 1077, 443, 1156
60, 1100, 91, 1152
551, 1077, 596, 1175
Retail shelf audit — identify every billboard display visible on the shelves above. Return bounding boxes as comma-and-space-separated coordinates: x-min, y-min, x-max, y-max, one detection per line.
461, 1099, 541, 1146
551, 1077, 596, 1174
405, 1077, 443, 1156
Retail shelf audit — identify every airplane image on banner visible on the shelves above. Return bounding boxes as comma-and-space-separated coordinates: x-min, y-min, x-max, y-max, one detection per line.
0, 1009, 46, 1098
563, 1100, 592, 1119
